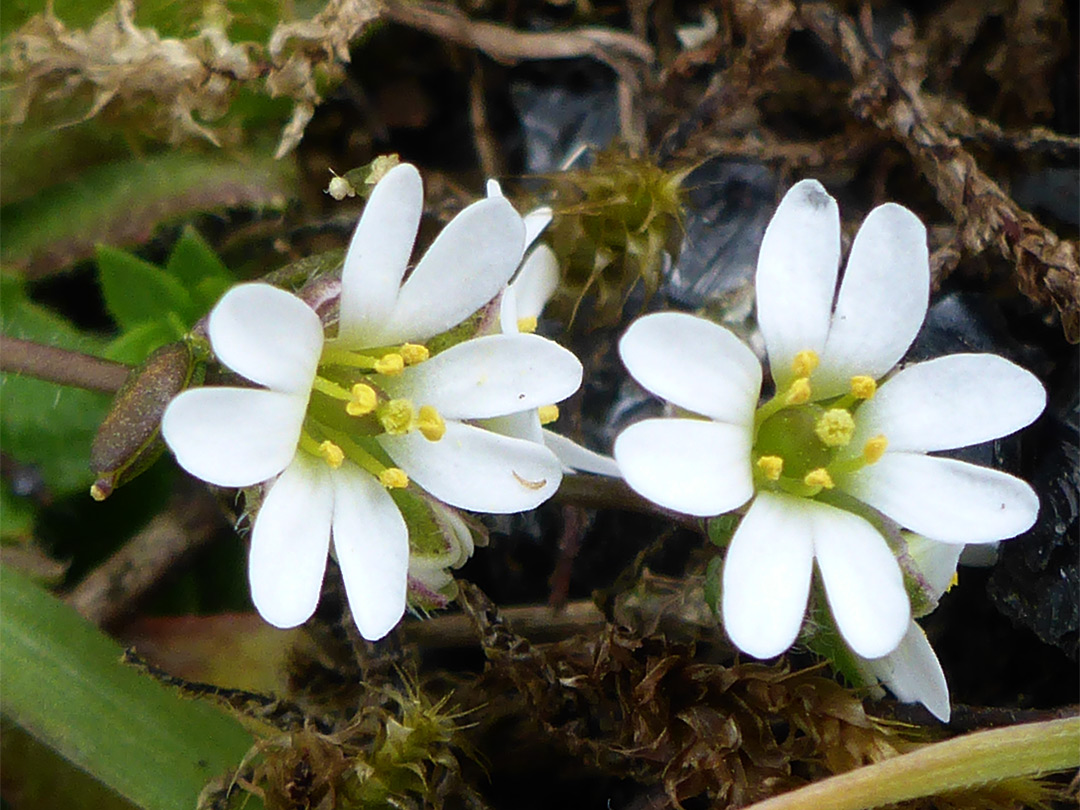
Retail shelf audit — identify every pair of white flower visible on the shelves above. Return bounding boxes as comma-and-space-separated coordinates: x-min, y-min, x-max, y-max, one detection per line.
614, 180, 1044, 718
162, 164, 584, 640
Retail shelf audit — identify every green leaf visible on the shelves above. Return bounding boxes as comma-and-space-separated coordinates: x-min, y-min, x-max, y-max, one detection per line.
165, 226, 234, 312
0, 565, 254, 810
2, 150, 295, 278
96, 244, 196, 331
0, 276, 111, 495
102, 321, 179, 366
1, 486, 36, 542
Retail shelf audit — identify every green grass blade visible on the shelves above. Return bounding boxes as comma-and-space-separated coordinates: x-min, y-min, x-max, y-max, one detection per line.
0, 565, 254, 810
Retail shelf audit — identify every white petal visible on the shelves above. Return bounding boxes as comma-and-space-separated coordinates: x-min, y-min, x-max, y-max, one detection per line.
380, 421, 563, 513
618, 312, 762, 426
481, 410, 545, 444
543, 429, 621, 477
208, 283, 323, 394
613, 418, 753, 516
162, 387, 306, 487
509, 245, 560, 321
248, 454, 332, 628
755, 179, 840, 389
721, 492, 814, 658
523, 207, 553, 249
387, 333, 582, 420
498, 286, 519, 334
337, 163, 423, 344
867, 622, 950, 722
845, 453, 1040, 543
810, 500, 909, 658
853, 354, 1046, 452
480, 410, 545, 444
379, 196, 526, 343
904, 533, 963, 601
486, 180, 552, 248
816, 204, 929, 397
330, 462, 410, 640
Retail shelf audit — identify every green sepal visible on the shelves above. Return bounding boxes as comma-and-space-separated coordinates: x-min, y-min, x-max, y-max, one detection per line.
803, 586, 873, 689
702, 555, 723, 616
706, 513, 740, 548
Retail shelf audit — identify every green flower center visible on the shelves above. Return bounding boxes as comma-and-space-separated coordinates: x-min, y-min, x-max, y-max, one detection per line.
750, 351, 887, 499
296, 341, 444, 487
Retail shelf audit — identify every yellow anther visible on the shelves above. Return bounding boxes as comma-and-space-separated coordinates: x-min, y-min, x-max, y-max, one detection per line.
803, 468, 834, 490
814, 408, 856, 447
417, 405, 446, 441
862, 435, 888, 464
400, 343, 429, 365
379, 467, 409, 489
784, 377, 812, 406
851, 376, 877, 400
947, 571, 959, 591
374, 353, 405, 375
89, 483, 109, 502
379, 399, 415, 435
537, 404, 560, 425
517, 316, 539, 334
791, 350, 820, 377
756, 455, 784, 481
318, 440, 345, 469
346, 383, 378, 416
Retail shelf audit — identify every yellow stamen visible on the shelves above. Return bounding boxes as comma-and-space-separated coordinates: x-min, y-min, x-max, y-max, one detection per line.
803, 468, 834, 490
784, 377, 812, 406
517, 316, 538, 334
791, 350, 820, 378
537, 404, 560, 425
815, 408, 856, 447
862, 435, 888, 464
346, 383, 378, 416
417, 405, 446, 441
757, 455, 784, 481
318, 440, 345, 469
379, 399, 415, 435
90, 483, 109, 502
947, 571, 959, 591
379, 467, 409, 489
374, 353, 405, 375
400, 343, 429, 365
851, 376, 877, 399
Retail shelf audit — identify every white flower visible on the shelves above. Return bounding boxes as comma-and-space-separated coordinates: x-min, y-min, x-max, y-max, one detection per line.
485, 180, 621, 477
163, 164, 583, 640
614, 179, 1045, 660
859, 534, 962, 722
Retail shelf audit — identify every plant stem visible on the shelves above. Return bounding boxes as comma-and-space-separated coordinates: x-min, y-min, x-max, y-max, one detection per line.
743, 715, 1080, 810
0, 335, 129, 393
555, 473, 704, 530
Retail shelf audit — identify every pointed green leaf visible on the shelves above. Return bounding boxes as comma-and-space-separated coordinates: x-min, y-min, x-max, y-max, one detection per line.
96, 245, 196, 330
165, 227, 234, 313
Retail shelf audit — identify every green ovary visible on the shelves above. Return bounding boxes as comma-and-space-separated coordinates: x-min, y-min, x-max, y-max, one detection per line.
754, 405, 835, 482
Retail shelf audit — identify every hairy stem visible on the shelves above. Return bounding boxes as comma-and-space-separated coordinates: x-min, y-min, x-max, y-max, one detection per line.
1, 336, 129, 393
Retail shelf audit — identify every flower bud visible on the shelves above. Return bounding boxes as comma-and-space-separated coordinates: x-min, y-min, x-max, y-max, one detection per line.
90, 341, 202, 500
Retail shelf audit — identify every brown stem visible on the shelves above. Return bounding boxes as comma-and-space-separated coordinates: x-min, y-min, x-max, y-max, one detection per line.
1, 335, 129, 394
555, 473, 704, 532
66, 490, 225, 627
402, 599, 606, 649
